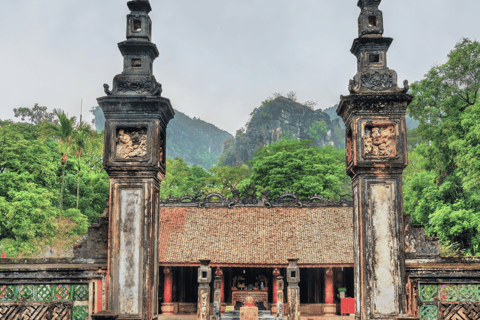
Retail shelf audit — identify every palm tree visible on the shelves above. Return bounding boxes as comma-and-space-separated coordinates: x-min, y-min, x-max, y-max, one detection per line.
39, 110, 76, 218
72, 122, 103, 209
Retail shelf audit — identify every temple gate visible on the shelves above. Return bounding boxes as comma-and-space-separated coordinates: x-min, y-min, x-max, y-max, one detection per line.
96, 1, 174, 320
337, 1, 412, 320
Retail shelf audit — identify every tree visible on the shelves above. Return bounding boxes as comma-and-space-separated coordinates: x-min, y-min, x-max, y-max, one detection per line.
14, 104, 59, 125
71, 122, 103, 209
160, 158, 213, 200
207, 164, 251, 197
248, 137, 349, 199
404, 38, 480, 255
307, 121, 328, 141
0, 122, 59, 254
38, 111, 76, 217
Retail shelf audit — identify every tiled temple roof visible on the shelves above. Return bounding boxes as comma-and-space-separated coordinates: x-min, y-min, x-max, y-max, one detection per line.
158, 206, 354, 267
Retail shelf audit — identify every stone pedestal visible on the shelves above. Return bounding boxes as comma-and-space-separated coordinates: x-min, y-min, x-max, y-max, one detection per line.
276, 276, 284, 318
240, 306, 258, 320
213, 273, 222, 320
337, 1, 411, 320
91, 310, 119, 320
197, 260, 211, 320
287, 259, 300, 320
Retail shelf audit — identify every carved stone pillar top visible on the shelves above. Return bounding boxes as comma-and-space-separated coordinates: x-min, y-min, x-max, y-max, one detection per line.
198, 260, 212, 284
287, 258, 300, 285
345, 0, 409, 95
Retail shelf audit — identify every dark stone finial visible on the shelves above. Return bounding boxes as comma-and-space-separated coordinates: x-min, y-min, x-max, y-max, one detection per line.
347, 0, 409, 94
101, 0, 163, 97
357, 0, 381, 9
127, 0, 152, 13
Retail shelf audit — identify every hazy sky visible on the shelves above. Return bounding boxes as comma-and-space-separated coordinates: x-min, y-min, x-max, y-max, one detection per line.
1, 1, 479, 135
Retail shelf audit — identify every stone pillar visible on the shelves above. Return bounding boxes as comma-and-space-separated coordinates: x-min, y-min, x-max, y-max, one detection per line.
276, 276, 284, 319
197, 260, 212, 320
97, 1, 174, 320
213, 274, 221, 320
271, 268, 280, 314
161, 267, 174, 314
324, 267, 336, 316
337, 1, 411, 320
287, 259, 300, 320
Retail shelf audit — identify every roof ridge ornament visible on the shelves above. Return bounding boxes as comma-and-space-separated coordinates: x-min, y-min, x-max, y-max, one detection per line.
349, 0, 409, 94
160, 191, 352, 208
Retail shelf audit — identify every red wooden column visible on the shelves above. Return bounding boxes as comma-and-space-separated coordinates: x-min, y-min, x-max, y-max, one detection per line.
271, 268, 280, 314
324, 267, 336, 316
215, 267, 226, 312
161, 267, 174, 314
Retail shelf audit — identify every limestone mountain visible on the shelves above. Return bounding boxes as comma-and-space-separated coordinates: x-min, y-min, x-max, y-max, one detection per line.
220, 96, 345, 166
166, 110, 233, 169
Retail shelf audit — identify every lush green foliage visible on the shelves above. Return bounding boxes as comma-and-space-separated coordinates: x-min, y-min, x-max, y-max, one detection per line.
0, 111, 108, 256
307, 121, 328, 141
248, 136, 349, 199
404, 38, 480, 255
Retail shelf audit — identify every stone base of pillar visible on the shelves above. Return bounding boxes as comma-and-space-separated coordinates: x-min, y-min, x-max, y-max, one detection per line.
161, 302, 175, 314
323, 303, 337, 316
240, 306, 258, 320
271, 305, 278, 314
91, 310, 119, 320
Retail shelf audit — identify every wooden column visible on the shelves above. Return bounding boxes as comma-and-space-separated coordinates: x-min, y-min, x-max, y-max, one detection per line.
271, 268, 280, 314
324, 267, 336, 316
161, 267, 174, 314
215, 267, 226, 312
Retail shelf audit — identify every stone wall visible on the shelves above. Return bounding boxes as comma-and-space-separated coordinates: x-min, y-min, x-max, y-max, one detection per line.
0, 259, 106, 320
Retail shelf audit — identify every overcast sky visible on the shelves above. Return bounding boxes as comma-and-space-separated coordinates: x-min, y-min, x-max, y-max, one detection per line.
0, 1, 479, 135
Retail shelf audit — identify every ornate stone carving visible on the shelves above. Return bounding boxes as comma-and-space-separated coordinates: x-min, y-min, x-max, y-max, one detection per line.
116, 128, 147, 159
361, 71, 394, 91
363, 124, 396, 158
0, 303, 72, 320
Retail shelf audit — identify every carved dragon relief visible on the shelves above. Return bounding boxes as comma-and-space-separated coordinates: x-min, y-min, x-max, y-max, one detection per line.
104, 75, 162, 96
116, 128, 148, 159
363, 124, 396, 158
348, 72, 409, 94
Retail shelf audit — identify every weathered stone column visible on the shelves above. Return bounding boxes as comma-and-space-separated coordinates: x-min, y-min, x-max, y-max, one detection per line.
276, 276, 285, 319
161, 267, 174, 314
337, 1, 411, 320
197, 260, 212, 320
97, 1, 174, 320
324, 267, 336, 316
287, 259, 300, 320
271, 268, 280, 314
213, 274, 221, 320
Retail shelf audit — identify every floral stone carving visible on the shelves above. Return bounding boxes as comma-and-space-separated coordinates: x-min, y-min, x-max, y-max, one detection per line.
116, 128, 147, 159
363, 124, 396, 158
